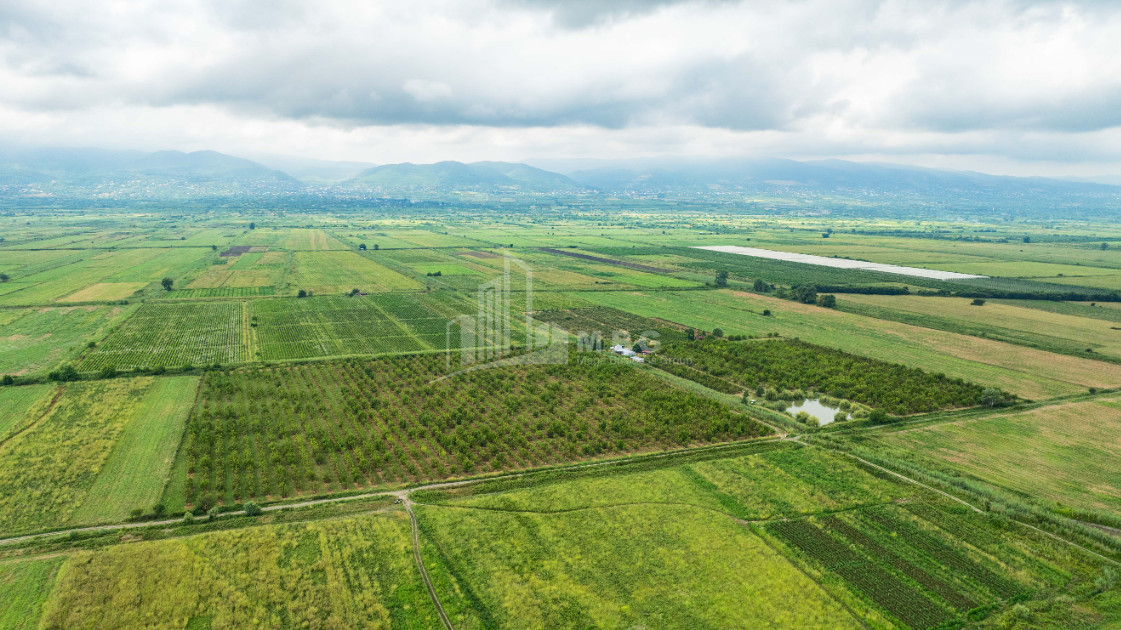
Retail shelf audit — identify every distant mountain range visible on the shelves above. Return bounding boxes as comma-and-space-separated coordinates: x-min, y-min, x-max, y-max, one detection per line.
1, 146, 1118, 213
562, 157, 1121, 198
0, 147, 301, 194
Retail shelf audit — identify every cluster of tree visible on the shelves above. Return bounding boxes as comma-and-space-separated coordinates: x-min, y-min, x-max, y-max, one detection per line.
811, 284, 910, 295
916, 287, 1120, 302
660, 338, 1010, 415
181, 353, 771, 507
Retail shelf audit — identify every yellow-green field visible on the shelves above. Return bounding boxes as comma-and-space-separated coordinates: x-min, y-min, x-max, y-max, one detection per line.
839, 293, 1121, 359
0, 377, 197, 533
289, 251, 424, 294
580, 289, 1121, 399
877, 396, 1121, 513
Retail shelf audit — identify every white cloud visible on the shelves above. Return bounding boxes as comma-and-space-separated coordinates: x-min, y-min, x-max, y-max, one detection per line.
1, 0, 1119, 174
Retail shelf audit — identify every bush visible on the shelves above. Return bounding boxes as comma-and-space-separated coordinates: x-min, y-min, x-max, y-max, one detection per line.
0, 375, 13, 386
207, 506, 220, 522
971, 298, 986, 306
152, 503, 166, 518
244, 501, 263, 517
183, 512, 195, 525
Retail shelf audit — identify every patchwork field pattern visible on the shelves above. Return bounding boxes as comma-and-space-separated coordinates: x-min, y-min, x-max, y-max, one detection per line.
0, 377, 193, 534
0, 305, 135, 377
579, 289, 1121, 399
41, 511, 441, 628
179, 355, 770, 505
878, 397, 1121, 513
79, 301, 246, 371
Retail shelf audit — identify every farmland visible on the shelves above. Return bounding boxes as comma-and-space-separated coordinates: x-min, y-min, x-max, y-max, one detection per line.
179, 354, 770, 505
578, 288, 1121, 399
876, 396, 1121, 514
415, 442, 1108, 630
0, 377, 196, 534
288, 251, 424, 295
40, 511, 440, 629
3, 215, 1121, 628
0, 304, 135, 377
658, 338, 1001, 415
79, 301, 246, 371
0, 558, 64, 630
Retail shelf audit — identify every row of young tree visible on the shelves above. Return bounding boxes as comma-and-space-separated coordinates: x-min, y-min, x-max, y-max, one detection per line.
661, 338, 1010, 415
182, 353, 771, 506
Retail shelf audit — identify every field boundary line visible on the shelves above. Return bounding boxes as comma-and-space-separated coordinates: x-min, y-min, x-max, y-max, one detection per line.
403, 501, 455, 630
748, 522, 873, 630
0, 385, 64, 451
1011, 519, 1121, 567
801, 440, 1121, 568
794, 438, 983, 513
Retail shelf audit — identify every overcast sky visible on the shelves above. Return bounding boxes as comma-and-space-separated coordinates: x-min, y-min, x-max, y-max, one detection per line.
3, 0, 1121, 175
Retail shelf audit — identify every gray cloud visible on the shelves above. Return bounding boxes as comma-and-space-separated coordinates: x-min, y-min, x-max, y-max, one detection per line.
1, 0, 1120, 172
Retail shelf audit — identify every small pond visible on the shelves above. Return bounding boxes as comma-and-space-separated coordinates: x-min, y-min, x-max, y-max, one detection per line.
785, 398, 851, 426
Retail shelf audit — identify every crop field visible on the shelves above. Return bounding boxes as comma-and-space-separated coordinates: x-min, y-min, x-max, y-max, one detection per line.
0, 377, 195, 534
57, 281, 147, 302
0, 384, 53, 441
416, 442, 1107, 629
40, 511, 440, 629
71, 376, 199, 524
533, 305, 689, 344
761, 500, 1094, 630
417, 503, 865, 629
839, 293, 1121, 360
251, 292, 488, 360
78, 301, 246, 371
660, 338, 999, 414
179, 354, 770, 505
0, 247, 213, 306
877, 396, 1121, 513
288, 251, 424, 294
578, 289, 1121, 399
282, 228, 348, 250
185, 251, 288, 290
0, 557, 65, 630
0, 304, 135, 377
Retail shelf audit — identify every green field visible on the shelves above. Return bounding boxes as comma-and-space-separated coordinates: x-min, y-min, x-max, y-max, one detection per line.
416, 442, 1108, 629
877, 396, 1121, 514
0, 305, 135, 377
0, 377, 195, 533
0, 384, 53, 442
577, 289, 1121, 399
0, 558, 65, 630
179, 354, 770, 505
289, 251, 424, 294
839, 293, 1121, 360
40, 511, 439, 629
418, 503, 864, 629
78, 301, 246, 371
71, 376, 199, 523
